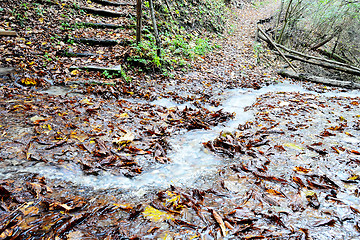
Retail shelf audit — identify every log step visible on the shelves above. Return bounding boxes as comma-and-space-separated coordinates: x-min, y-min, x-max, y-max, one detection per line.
68, 37, 131, 46
0, 30, 17, 37
81, 22, 135, 29
69, 65, 122, 72
74, 37, 118, 46
57, 51, 101, 57
79, 6, 132, 17
91, 0, 136, 7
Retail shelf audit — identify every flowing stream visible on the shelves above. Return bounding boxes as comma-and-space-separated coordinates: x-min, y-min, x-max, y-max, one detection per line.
1, 81, 359, 197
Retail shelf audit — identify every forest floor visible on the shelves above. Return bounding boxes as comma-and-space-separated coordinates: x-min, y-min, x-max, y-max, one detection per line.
1, 0, 360, 239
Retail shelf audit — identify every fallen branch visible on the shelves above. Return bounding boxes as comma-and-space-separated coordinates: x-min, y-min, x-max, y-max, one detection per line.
278, 69, 360, 89
282, 53, 360, 76
257, 26, 297, 72
257, 31, 360, 76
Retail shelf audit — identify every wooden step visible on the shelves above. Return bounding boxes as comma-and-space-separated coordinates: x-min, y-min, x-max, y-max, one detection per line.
91, 0, 136, 7
69, 65, 122, 72
70, 37, 131, 46
57, 51, 101, 57
81, 22, 135, 29
79, 6, 131, 17
0, 30, 17, 37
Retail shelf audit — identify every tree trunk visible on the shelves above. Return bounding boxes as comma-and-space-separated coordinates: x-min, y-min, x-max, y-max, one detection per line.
149, 0, 161, 56
136, 0, 142, 44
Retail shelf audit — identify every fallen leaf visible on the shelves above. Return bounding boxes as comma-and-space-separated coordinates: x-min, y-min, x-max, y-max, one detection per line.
142, 206, 174, 222
113, 132, 135, 145
293, 166, 311, 174
210, 209, 227, 236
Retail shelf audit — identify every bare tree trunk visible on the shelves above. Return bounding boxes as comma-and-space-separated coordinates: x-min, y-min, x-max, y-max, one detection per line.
277, 0, 293, 43
149, 0, 161, 56
136, 0, 142, 44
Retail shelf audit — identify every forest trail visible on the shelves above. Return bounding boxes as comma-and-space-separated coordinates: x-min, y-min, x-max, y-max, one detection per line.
1, 1, 360, 239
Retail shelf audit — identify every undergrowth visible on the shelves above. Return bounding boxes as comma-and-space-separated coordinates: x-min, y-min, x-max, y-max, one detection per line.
127, 0, 228, 73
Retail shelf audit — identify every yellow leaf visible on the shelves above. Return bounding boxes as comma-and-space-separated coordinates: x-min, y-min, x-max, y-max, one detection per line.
80, 98, 93, 105
284, 143, 304, 150
21, 77, 37, 85
349, 175, 359, 180
39, 18, 44, 23
118, 113, 129, 118
142, 206, 174, 222
71, 69, 79, 75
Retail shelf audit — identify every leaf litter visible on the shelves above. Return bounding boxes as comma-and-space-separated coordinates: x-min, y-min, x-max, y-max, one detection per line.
1, 0, 360, 239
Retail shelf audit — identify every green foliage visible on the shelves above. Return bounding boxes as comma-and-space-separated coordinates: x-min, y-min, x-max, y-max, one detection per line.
129, 0, 227, 72
102, 69, 131, 82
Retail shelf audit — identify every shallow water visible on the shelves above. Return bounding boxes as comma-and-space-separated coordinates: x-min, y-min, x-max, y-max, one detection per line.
1, 81, 359, 197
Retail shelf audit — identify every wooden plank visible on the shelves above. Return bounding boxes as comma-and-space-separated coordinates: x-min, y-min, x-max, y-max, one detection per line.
0, 31, 17, 37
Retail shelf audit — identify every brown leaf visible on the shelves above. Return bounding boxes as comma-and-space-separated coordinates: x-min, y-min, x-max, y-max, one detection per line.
293, 166, 311, 174
210, 209, 227, 236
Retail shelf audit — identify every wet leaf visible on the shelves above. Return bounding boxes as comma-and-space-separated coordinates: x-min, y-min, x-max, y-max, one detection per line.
113, 132, 135, 145
142, 206, 174, 222
210, 209, 227, 236
313, 219, 336, 227
284, 143, 304, 150
293, 166, 311, 174
305, 191, 320, 209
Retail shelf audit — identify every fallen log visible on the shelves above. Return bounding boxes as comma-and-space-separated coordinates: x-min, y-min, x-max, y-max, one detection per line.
91, 0, 136, 6
257, 30, 360, 75
282, 53, 360, 77
0, 30, 17, 37
257, 26, 297, 72
318, 49, 351, 64
278, 69, 360, 89
79, 6, 131, 17
80, 22, 134, 29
